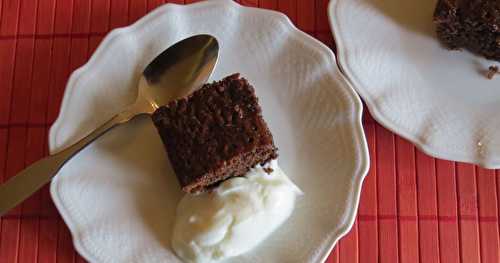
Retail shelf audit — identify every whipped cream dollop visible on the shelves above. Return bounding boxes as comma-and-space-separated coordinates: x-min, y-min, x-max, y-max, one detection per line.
171, 160, 301, 263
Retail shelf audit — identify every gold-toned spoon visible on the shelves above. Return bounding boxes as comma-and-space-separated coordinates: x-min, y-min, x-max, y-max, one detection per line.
0, 34, 219, 216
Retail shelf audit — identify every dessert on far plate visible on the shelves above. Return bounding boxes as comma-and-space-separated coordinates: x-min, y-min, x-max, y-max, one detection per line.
434, 0, 500, 61
152, 74, 301, 263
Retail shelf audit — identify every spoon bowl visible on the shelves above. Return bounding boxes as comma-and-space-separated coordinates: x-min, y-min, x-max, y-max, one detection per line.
140, 34, 219, 111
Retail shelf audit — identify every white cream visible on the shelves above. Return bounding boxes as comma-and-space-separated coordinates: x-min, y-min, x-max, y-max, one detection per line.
171, 161, 301, 263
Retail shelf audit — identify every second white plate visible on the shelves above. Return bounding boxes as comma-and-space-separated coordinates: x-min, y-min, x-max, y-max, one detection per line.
330, 0, 500, 168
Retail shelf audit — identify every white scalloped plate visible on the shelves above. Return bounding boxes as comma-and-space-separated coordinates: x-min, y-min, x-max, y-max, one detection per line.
329, 0, 500, 168
48, 1, 369, 262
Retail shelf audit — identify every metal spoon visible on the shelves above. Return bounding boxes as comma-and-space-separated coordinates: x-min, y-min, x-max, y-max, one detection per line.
0, 34, 219, 216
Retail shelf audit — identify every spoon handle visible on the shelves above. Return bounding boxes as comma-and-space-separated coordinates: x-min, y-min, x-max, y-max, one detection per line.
0, 108, 137, 216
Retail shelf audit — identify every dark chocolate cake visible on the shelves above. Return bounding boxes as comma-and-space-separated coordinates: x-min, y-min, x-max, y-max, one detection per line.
152, 74, 278, 194
434, 0, 500, 61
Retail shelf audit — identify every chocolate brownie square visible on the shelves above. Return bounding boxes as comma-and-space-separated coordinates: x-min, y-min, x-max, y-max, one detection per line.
434, 0, 500, 61
151, 74, 278, 193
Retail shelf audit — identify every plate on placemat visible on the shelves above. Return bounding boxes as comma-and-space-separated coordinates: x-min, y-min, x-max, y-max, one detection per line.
329, 0, 500, 168
49, 0, 369, 262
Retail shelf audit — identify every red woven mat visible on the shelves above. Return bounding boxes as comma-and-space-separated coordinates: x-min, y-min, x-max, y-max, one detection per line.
0, 1, 499, 262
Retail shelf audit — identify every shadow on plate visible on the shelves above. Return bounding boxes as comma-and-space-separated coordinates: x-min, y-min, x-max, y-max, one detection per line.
366, 0, 437, 38
96, 115, 182, 256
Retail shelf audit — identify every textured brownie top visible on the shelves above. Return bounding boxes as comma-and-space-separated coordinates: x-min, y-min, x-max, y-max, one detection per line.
434, 0, 500, 60
440, 0, 500, 26
152, 74, 277, 193
457, 0, 500, 13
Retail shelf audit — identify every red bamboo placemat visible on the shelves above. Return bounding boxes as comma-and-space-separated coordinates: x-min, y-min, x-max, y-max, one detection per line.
0, 0, 498, 262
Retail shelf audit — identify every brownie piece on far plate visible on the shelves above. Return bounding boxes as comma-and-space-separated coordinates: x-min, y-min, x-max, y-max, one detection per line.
434, 0, 500, 61
151, 73, 278, 194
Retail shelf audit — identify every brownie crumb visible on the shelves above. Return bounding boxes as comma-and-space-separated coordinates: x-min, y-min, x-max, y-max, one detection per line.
151, 74, 278, 194
263, 167, 274, 174
487, 65, 499, 79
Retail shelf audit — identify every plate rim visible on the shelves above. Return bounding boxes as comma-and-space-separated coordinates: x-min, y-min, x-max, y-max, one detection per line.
328, 0, 500, 169
49, 0, 370, 262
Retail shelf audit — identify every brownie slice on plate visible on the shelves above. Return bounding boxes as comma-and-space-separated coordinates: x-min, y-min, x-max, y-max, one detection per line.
434, 0, 500, 61
151, 74, 278, 194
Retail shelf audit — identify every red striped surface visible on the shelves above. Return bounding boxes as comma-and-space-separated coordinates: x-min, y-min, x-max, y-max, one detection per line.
0, 0, 499, 262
